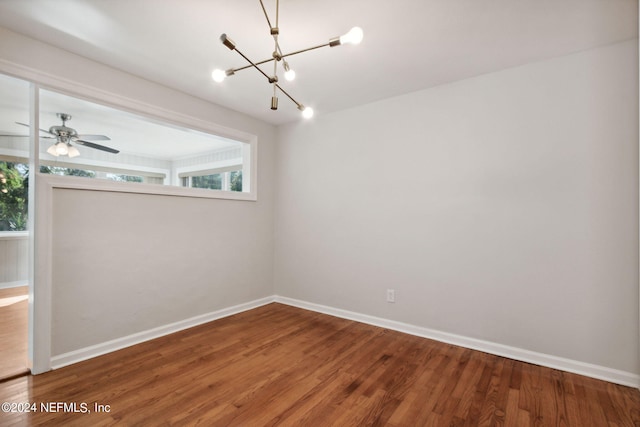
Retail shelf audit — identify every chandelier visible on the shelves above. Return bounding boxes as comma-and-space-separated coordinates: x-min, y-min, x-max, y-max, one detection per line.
212, 0, 363, 119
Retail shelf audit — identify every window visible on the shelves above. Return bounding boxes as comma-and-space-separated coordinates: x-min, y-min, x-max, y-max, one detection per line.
0, 71, 257, 203
37, 88, 250, 195
0, 73, 30, 232
181, 170, 242, 192
0, 161, 28, 231
188, 174, 222, 190
40, 165, 95, 178
39, 165, 158, 184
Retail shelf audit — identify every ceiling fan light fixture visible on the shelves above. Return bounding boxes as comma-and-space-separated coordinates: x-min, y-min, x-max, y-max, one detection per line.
47, 144, 59, 157
55, 142, 69, 156
67, 145, 80, 158
15, 115, 116, 156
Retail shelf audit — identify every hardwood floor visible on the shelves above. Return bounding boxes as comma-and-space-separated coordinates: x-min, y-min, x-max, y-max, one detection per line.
0, 286, 29, 381
0, 303, 638, 426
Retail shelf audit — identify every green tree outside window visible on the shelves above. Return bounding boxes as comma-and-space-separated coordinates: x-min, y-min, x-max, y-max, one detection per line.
0, 162, 28, 231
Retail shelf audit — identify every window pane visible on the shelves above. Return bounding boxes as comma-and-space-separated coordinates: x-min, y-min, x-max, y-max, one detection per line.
0, 162, 29, 231
0, 74, 30, 231
230, 170, 242, 192
106, 173, 144, 183
40, 165, 96, 178
191, 174, 222, 190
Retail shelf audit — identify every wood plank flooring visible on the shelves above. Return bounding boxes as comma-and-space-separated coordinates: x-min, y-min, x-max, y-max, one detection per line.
0, 303, 638, 426
0, 286, 29, 381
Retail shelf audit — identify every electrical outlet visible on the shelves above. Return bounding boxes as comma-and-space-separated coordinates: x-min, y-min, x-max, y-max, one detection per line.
386, 289, 395, 303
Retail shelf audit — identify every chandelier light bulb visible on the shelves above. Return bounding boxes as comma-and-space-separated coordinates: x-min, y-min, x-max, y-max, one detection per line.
283, 62, 296, 81
212, 69, 226, 83
284, 68, 296, 81
302, 106, 314, 119
339, 27, 364, 45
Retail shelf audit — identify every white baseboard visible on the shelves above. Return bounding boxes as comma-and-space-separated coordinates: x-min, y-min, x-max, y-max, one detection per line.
274, 296, 640, 389
51, 296, 275, 369
49, 294, 639, 389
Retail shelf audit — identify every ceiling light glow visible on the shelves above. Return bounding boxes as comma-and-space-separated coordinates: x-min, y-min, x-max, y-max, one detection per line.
211, 69, 226, 83
301, 107, 314, 119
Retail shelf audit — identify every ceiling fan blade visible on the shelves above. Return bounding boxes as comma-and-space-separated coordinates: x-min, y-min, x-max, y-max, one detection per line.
15, 122, 55, 136
75, 139, 119, 154
76, 134, 111, 141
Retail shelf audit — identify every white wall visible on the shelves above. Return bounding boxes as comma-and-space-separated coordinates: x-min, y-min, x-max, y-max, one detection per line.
50, 188, 274, 355
274, 39, 639, 375
0, 27, 277, 358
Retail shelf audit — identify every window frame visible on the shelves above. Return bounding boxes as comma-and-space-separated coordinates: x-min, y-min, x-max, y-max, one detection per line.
0, 66, 258, 202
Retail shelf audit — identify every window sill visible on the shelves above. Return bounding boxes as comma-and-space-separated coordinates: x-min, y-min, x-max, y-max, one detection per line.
37, 173, 257, 201
0, 231, 29, 239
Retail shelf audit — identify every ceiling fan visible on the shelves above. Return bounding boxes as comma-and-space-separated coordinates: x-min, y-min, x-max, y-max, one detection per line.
0, 113, 119, 158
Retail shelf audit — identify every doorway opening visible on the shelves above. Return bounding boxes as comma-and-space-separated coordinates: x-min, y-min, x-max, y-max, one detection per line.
0, 73, 31, 381
0, 162, 30, 381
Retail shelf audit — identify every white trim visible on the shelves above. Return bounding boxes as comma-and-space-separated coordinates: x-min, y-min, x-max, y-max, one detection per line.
176, 159, 243, 177
51, 296, 275, 369
0, 231, 29, 240
32, 156, 53, 374
0, 281, 28, 290
40, 157, 170, 180
39, 171, 255, 202
274, 296, 640, 388
28, 82, 44, 374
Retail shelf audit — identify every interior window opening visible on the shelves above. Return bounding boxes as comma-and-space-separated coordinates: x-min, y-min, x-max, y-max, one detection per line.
0, 85, 251, 196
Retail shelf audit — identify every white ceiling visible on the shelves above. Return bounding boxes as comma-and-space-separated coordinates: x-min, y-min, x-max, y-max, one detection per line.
0, 0, 636, 125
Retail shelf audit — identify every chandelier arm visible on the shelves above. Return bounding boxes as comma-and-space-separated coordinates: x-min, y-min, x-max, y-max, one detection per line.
233, 47, 273, 83
273, 38, 278, 94
275, 83, 302, 109
272, 35, 285, 59
274, 40, 278, 76
280, 42, 331, 59
258, 0, 273, 30
227, 41, 330, 74
231, 58, 276, 73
